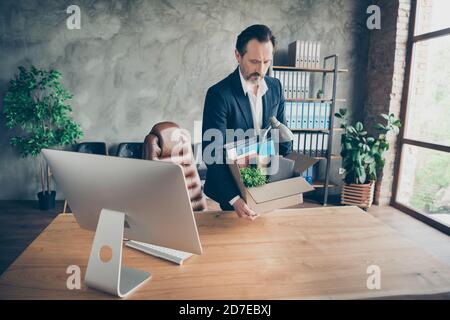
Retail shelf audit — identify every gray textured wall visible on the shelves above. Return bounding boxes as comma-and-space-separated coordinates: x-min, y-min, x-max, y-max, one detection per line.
0, 0, 370, 200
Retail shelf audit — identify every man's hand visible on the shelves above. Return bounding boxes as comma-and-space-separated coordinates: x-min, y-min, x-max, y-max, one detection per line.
232, 198, 259, 220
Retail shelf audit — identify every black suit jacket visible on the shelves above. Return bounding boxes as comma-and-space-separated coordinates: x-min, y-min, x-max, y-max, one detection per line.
201, 67, 292, 208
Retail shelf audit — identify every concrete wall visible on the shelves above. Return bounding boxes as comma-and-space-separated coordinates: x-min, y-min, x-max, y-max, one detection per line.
0, 0, 370, 200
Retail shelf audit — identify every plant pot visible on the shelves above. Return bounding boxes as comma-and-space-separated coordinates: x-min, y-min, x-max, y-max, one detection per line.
37, 191, 56, 210
341, 181, 375, 209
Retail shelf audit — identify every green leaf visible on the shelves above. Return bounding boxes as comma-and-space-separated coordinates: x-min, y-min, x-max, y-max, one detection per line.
364, 155, 374, 163
363, 144, 370, 152
355, 122, 363, 131
348, 126, 357, 134
358, 167, 367, 184
392, 126, 400, 135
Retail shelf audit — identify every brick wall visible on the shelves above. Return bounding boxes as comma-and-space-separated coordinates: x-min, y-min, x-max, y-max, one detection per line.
363, 0, 412, 205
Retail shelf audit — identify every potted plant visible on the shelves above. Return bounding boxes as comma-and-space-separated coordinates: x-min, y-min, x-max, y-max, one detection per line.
334, 108, 401, 210
316, 89, 324, 99
240, 166, 267, 187
3, 66, 83, 210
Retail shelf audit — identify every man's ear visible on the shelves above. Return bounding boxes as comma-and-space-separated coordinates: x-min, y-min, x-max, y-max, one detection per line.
234, 49, 241, 64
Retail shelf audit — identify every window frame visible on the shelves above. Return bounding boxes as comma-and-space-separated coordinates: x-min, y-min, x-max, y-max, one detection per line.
391, 0, 450, 235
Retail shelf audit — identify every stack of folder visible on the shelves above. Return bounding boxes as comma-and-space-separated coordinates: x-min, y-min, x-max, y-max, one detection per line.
284, 101, 331, 130
288, 41, 321, 69
271, 40, 327, 183
294, 133, 329, 158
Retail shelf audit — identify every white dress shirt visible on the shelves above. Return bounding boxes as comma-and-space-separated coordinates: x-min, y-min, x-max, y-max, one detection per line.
229, 68, 268, 207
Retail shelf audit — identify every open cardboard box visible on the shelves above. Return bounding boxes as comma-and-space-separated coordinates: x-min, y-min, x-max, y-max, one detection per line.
228, 152, 319, 213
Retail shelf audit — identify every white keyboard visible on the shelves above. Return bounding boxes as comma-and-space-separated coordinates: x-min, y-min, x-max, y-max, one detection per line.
125, 240, 193, 265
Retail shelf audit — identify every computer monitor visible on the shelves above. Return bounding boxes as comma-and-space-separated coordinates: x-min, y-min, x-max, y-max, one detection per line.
42, 148, 203, 297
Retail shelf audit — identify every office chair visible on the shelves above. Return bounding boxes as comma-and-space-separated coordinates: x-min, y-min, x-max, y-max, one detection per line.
76, 142, 108, 155
143, 122, 207, 211
116, 142, 143, 159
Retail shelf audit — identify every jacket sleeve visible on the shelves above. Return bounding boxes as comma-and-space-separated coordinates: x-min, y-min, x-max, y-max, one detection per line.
276, 79, 293, 156
202, 88, 241, 204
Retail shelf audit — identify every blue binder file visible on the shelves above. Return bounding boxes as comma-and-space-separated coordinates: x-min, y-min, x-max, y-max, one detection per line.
302, 102, 307, 128
325, 103, 331, 129
308, 102, 314, 128
320, 103, 325, 129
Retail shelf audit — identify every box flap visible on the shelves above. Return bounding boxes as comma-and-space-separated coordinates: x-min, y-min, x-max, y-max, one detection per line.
247, 176, 314, 203
285, 151, 319, 174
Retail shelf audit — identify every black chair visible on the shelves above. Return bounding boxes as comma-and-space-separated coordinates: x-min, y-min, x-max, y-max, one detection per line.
116, 142, 143, 159
63, 142, 108, 214
76, 142, 108, 155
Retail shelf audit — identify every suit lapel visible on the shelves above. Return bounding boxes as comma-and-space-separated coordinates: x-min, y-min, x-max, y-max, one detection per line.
230, 68, 254, 129
262, 92, 270, 129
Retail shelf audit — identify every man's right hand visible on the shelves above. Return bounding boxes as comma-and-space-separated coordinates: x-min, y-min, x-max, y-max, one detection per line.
232, 198, 259, 220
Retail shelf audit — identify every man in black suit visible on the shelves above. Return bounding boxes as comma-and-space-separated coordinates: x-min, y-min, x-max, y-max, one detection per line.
202, 24, 291, 220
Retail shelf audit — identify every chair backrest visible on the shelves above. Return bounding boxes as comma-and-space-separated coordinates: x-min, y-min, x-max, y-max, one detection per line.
76, 142, 108, 155
116, 142, 143, 159
143, 122, 207, 211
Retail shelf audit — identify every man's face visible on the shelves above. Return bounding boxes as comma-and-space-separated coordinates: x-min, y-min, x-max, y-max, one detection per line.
235, 39, 273, 84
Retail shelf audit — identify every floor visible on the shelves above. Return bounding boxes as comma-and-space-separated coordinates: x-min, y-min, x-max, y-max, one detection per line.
0, 201, 64, 276
1, 198, 450, 277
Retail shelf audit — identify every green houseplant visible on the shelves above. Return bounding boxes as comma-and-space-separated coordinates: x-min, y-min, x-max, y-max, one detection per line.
240, 166, 267, 188
335, 108, 401, 208
3, 66, 83, 210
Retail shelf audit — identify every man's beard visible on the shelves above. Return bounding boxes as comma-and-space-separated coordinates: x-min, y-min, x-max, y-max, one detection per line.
245, 72, 262, 84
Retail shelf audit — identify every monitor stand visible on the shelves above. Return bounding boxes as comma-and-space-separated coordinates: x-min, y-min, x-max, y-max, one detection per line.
85, 209, 151, 298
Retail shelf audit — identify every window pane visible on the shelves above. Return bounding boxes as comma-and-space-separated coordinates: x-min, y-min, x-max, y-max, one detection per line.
415, 0, 450, 35
404, 35, 450, 147
397, 144, 450, 226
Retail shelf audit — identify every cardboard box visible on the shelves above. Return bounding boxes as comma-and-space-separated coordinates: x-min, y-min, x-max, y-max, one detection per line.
228, 152, 319, 213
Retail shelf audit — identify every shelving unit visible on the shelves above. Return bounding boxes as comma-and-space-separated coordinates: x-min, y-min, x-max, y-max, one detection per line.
271, 66, 349, 73
272, 55, 347, 206
285, 98, 346, 102
290, 128, 344, 133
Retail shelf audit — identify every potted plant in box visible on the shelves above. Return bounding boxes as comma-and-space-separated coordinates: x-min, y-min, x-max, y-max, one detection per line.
334, 108, 401, 209
3, 66, 83, 210
240, 166, 268, 187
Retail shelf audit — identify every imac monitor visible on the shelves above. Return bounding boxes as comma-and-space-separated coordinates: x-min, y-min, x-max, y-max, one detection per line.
42, 148, 203, 297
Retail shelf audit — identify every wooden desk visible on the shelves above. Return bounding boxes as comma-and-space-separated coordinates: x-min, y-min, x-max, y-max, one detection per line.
1, 206, 450, 299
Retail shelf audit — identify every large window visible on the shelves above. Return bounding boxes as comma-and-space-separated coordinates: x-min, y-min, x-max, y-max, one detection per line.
393, 0, 450, 234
